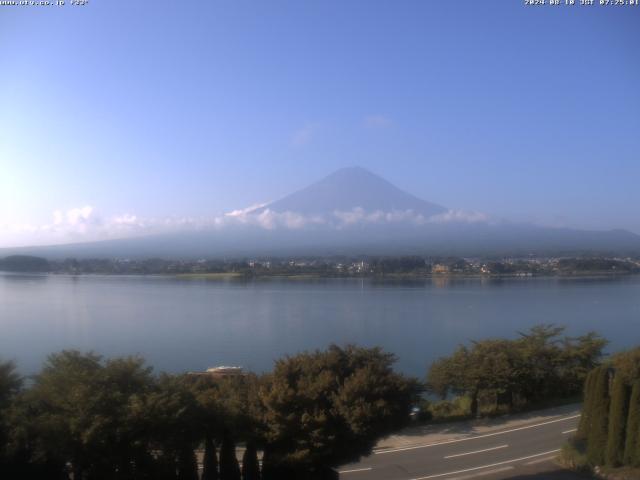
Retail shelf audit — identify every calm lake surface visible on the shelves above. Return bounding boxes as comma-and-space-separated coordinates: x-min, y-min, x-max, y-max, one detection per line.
1, 273, 639, 377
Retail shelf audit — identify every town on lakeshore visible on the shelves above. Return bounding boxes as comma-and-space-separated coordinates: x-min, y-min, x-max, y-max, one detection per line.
1, 254, 639, 277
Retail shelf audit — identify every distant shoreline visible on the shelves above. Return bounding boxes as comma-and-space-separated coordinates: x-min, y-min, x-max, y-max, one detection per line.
171, 271, 640, 281
1, 270, 638, 281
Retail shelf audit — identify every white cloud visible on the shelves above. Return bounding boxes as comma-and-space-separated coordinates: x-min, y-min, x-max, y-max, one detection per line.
332, 207, 419, 226
64, 206, 96, 226
111, 213, 139, 226
363, 114, 392, 129
1, 207, 157, 247
223, 205, 325, 230
224, 206, 488, 230
427, 210, 489, 224
0, 204, 491, 248
224, 203, 267, 218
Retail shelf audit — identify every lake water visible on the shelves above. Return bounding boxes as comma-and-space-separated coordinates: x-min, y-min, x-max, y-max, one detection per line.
1, 273, 639, 377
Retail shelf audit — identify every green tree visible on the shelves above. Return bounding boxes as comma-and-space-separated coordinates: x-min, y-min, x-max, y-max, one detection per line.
606, 374, 630, 466
558, 332, 608, 396
586, 366, 611, 466
177, 446, 199, 480
612, 348, 640, 385
576, 368, 597, 441
0, 361, 22, 475
202, 435, 219, 480
515, 325, 565, 403
471, 339, 520, 412
130, 373, 203, 477
241, 441, 260, 480
20, 351, 155, 479
624, 381, 640, 467
0, 361, 21, 411
427, 346, 480, 415
219, 431, 241, 480
154, 454, 179, 480
427, 325, 606, 418
260, 345, 420, 475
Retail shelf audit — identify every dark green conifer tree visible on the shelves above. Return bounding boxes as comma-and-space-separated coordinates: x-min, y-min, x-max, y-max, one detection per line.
155, 454, 178, 480
624, 381, 640, 467
586, 366, 611, 466
577, 368, 597, 440
202, 435, 219, 480
219, 431, 241, 480
131, 450, 157, 480
177, 447, 199, 480
241, 442, 260, 480
606, 374, 630, 466
260, 447, 275, 480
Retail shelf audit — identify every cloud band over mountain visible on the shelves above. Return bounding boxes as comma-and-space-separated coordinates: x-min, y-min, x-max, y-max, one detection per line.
1, 167, 637, 256
0, 205, 489, 247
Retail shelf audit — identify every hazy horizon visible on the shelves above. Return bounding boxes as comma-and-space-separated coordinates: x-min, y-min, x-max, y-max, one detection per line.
2, 1, 639, 248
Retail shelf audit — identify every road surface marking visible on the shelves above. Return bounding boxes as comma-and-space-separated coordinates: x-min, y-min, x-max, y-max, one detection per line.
449, 466, 514, 480
562, 428, 577, 434
376, 414, 579, 455
339, 467, 373, 474
410, 449, 561, 479
523, 455, 557, 465
444, 444, 508, 459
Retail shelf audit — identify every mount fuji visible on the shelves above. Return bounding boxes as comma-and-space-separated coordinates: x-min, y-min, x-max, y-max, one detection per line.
2, 167, 639, 259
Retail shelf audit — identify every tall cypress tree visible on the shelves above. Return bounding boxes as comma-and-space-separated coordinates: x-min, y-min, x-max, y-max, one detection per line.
177, 447, 199, 480
624, 381, 640, 467
202, 436, 219, 480
219, 431, 241, 480
606, 374, 630, 466
587, 366, 611, 466
133, 450, 157, 480
155, 454, 178, 480
241, 442, 261, 480
260, 446, 275, 480
577, 369, 597, 440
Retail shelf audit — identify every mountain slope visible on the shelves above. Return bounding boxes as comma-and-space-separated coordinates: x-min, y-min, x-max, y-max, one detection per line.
2, 222, 640, 260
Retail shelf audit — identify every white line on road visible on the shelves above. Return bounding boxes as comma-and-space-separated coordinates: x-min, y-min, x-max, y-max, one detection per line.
410, 449, 561, 480
444, 444, 508, 459
562, 428, 578, 434
338, 467, 373, 474
448, 466, 514, 480
523, 455, 557, 465
375, 414, 580, 455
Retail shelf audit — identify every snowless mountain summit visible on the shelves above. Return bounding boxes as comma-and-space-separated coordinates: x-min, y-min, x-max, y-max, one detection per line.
255, 166, 447, 217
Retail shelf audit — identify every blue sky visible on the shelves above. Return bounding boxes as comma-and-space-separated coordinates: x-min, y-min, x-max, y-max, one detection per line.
1, 1, 639, 246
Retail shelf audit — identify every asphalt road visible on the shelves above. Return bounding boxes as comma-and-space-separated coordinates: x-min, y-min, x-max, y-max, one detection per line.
339, 412, 582, 480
